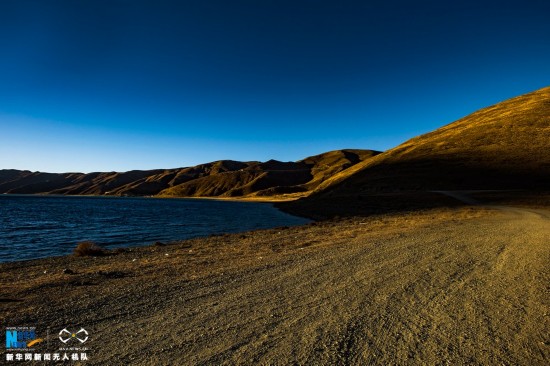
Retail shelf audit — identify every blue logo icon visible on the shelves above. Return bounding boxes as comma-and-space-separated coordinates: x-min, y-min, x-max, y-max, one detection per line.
5, 327, 42, 349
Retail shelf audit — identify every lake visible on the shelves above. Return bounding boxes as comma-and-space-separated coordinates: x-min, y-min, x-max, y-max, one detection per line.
0, 195, 309, 262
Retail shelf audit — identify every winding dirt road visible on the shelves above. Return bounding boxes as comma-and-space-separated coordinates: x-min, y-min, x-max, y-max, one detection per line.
2, 205, 549, 365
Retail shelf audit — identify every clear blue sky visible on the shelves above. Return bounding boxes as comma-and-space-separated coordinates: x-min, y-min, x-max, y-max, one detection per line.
1, 0, 549, 173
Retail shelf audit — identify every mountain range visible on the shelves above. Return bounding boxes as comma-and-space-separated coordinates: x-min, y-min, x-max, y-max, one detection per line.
0, 150, 380, 199
1, 86, 549, 208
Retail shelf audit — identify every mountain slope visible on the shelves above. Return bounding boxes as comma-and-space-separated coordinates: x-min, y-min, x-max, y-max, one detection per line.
0, 149, 380, 199
276, 87, 550, 218
314, 86, 550, 196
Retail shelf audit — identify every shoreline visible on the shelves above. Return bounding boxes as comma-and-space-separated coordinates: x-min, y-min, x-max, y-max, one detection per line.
0, 204, 481, 267
0, 194, 311, 265
0, 192, 300, 203
2, 190, 548, 265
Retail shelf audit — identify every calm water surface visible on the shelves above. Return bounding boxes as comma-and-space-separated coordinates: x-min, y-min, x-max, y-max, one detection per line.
0, 195, 309, 262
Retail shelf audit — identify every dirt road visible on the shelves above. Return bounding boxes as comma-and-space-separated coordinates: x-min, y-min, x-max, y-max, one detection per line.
1, 206, 549, 365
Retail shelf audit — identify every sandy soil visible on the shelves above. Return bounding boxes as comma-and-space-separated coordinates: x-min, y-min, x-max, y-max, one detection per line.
1, 206, 549, 365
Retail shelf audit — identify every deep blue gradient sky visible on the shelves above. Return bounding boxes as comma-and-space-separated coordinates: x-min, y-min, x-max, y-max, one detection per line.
1, 0, 549, 173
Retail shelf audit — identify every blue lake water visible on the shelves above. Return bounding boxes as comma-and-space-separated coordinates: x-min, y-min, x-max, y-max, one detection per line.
0, 195, 309, 262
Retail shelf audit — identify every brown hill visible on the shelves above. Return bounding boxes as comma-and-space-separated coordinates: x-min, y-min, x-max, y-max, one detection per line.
280, 86, 550, 218
318, 86, 550, 194
0, 149, 379, 199
0, 170, 80, 194
158, 150, 380, 198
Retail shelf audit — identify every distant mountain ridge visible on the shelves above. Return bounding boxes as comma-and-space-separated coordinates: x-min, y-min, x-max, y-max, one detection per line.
0, 149, 380, 199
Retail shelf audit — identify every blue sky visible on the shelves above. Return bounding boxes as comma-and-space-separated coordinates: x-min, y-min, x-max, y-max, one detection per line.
1, 0, 549, 173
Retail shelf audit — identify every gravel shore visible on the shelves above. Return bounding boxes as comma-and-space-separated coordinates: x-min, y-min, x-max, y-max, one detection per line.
1, 206, 548, 365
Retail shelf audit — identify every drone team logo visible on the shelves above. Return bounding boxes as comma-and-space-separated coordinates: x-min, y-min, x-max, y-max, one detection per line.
58, 328, 88, 344
5, 326, 90, 362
